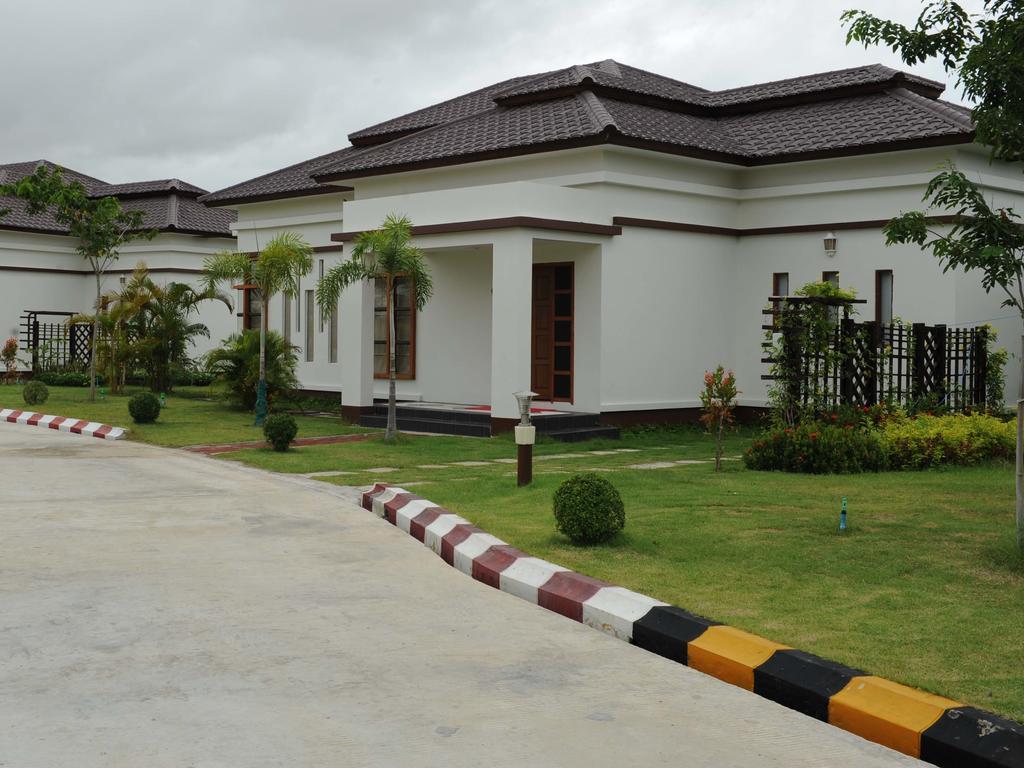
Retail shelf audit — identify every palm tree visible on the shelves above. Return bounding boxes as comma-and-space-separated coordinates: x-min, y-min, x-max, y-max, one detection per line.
203, 232, 314, 425
71, 263, 151, 394
138, 279, 231, 393
317, 214, 433, 441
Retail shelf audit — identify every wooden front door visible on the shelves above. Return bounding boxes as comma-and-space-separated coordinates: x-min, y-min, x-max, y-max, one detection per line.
531, 263, 573, 402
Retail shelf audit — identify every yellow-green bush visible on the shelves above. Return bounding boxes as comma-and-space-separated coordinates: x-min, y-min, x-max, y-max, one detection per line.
882, 413, 1015, 469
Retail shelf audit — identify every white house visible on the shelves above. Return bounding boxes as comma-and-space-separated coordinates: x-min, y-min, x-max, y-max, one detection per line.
0, 161, 237, 370
190, 60, 1021, 433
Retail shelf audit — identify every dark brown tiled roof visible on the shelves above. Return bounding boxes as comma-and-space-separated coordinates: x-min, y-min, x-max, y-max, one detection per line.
494, 60, 708, 105
203, 60, 975, 204
0, 160, 235, 237
701, 64, 942, 107
348, 72, 551, 146
94, 178, 208, 198
197, 146, 360, 206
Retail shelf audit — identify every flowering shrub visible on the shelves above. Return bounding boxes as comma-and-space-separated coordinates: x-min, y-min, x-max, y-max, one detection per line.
744, 421, 888, 474
882, 413, 1015, 469
2, 337, 17, 382
700, 366, 739, 471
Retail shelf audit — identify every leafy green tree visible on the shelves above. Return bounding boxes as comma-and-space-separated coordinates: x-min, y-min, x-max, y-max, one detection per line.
843, 0, 1024, 548
0, 165, 155, 401
203, 232, 313, 425
316, 214, 433, 441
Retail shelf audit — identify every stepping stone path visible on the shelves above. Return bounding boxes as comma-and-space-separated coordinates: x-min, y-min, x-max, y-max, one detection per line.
344, 448, 725, 481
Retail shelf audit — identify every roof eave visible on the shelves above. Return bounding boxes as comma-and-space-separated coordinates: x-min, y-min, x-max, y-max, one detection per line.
199, 184, 353, 208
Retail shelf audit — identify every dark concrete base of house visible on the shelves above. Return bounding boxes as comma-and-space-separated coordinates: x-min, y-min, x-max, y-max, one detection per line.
358, 402, 620, 442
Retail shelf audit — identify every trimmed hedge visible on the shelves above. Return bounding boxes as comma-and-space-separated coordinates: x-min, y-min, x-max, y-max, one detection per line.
744, 422, 888, 474
22, 380, 49, 406
35, 371, 92, 387
882, 413, 1015, 469
128, 392, 161, 424
263, 413, 298, 452
553, 473, 626, 544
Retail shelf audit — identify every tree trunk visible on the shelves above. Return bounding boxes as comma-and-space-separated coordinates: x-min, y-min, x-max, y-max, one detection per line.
1017, 332, 1023, 550
715, 414, 724, 472
254, 290, 269, 426
386, 275, 397, 442
90, 270, 101, 402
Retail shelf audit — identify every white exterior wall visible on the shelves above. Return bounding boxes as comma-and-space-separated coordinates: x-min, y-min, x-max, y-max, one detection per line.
208, 140, 1024, 413
0, 229, 235, 369
231, 193, 348, 391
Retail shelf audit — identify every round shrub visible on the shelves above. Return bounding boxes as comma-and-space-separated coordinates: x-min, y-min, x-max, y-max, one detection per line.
553, 473, 626, 544
263, 413, 298, 452
128, 392, 161, 424
22, 380, 49, 406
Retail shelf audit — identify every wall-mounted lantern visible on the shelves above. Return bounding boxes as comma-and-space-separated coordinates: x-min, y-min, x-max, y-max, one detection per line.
824, 231, 838, 258
513, 390, 537, 486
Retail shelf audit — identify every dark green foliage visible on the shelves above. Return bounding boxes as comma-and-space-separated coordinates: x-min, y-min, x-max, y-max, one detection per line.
128, 392, 161, 424
263, 413, 298, 452
22, 380, 49, 406
206, 330, 299, 410
552, 473, 626, 544
172, 368, 215, 387
745, 421, 888, 474
844, 1, 1024, 165
36, 371, 91, 387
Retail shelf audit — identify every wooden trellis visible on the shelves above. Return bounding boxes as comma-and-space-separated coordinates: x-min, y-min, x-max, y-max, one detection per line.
19, 311, 92, 371
762, 297, 989, 411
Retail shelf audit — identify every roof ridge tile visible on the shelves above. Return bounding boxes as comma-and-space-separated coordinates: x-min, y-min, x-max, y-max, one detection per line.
578, 91, 619, 133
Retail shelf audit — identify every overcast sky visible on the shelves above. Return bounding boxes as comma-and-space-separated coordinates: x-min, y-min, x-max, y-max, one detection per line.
1, 0, 984, 193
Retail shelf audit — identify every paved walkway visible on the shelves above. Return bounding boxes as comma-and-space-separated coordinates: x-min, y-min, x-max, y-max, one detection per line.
0, 423, 921, 767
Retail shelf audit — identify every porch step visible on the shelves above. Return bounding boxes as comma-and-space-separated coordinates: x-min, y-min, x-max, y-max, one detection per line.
359, 408, 492, 438
358, 404, 620, 442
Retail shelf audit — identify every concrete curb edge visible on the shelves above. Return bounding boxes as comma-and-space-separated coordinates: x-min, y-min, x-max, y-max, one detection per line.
0, 408, 127, 440
362, 483, 1023, 768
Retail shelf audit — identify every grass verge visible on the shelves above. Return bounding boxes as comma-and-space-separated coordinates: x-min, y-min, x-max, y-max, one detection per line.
226, 425, 1024, 721
0, 383, 369, 448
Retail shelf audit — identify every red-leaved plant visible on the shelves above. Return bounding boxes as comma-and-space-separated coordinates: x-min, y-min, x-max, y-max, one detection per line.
700, 366, 739, 472
1, 337, 17, 383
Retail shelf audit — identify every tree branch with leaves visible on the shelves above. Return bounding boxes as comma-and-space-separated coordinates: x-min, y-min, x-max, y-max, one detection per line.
0, 165, 156, 401
844, 0, 1024, 548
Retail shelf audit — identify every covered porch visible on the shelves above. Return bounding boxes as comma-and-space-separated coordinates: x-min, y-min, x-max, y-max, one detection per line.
335, 223, 618, 438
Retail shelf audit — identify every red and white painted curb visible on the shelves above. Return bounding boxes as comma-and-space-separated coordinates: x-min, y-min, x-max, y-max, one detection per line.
0, 408, 127, 440
363, 484, 666, 641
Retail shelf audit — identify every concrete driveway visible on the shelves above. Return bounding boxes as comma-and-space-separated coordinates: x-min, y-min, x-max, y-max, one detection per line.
0, 424, 922, 767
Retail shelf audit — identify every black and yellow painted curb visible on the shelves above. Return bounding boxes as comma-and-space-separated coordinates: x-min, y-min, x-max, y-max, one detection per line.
363, 485, 1023, 767
632, 605, 1023, 767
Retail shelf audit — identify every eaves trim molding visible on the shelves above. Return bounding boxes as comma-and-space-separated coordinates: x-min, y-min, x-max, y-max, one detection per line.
612, 215, 959, 237
332, 216, 623, 242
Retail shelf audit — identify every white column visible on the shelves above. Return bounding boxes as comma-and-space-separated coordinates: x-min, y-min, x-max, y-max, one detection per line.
490, 233, 533, 420
340, 280, 374, 412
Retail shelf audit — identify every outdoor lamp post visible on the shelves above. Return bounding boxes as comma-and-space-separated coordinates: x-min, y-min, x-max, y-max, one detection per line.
513, 390, 537, 487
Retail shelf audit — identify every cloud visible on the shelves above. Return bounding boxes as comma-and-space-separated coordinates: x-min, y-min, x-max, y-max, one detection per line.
0, 0, 984, 192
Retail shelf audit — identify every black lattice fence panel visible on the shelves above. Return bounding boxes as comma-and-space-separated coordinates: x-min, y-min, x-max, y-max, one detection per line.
20, 311, 93, 372
763, 299, 988, 412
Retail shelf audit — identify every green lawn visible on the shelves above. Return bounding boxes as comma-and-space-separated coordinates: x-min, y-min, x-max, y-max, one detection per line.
226, 427, 1024, 721
0, 384, 369, 447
